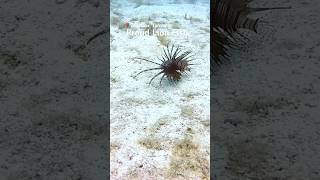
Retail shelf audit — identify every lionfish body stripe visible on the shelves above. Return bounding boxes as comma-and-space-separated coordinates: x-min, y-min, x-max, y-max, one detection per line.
211, 0, 290, 67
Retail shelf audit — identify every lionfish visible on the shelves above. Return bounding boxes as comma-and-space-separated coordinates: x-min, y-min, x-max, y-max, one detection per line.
211, 0, 290, 67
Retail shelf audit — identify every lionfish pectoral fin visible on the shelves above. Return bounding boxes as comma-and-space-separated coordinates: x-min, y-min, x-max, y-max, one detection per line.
134, 68, 162, 78
249, 6, 292, 13
159, 74, 166, 85
134, 57, 162, 66
86, 30, 107, 45
148, 71, 164, 85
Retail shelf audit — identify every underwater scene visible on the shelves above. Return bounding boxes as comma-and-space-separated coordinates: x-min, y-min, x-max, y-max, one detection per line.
110, 0, 210, 179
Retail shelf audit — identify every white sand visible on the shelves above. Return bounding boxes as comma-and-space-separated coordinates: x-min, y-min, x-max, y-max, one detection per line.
110, 2, 210, 179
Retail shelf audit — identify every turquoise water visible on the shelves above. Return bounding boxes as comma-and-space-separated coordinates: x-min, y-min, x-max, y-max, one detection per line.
111, 0, 210, 13
112, 0, 209, 7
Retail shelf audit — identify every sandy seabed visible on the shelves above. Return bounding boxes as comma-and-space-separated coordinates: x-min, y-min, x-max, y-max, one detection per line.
110, 2, 210, 179
1, 0, 108, 179
0, 0, 320, 179
212, 0, 320, 179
